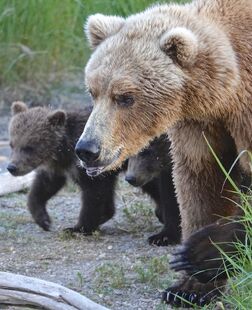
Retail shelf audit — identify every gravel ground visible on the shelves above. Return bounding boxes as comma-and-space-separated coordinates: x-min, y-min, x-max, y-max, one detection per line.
0, 180, 177, 310
0, 80, 177, 310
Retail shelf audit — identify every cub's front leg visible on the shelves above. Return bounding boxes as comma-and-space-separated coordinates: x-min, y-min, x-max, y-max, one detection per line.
28, 169, 66, 230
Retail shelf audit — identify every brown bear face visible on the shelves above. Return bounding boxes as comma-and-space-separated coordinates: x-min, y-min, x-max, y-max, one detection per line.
125, 134, 171, 187
76, 11, 199, 174
8, 102, 66, 176
76, 8, 239, 175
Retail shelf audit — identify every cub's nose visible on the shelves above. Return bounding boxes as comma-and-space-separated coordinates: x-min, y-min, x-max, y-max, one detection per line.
75, 140, 100, 164
7, 163, 17, 175
125, 175, 138, 187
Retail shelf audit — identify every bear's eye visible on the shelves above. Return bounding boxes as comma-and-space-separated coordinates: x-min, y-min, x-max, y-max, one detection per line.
9, 142, 13, 149
115, 94, 134, 107
88, 89, 96, 100
22, 146, 34, 153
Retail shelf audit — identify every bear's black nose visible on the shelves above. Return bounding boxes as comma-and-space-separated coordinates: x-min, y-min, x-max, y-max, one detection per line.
125, 175, 138, 187
7, 163, 17, 175
75, 140, 100, 164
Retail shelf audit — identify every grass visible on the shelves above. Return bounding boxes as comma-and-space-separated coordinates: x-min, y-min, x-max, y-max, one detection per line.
201, 141, 252, 309
122, 201, 156, 233
0, 0, 187, 85
134, 255, 173, 288
220, 188, 252, 309
94, 262, 128, 294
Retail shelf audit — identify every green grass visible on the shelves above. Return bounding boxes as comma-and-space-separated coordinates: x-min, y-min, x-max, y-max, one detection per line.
202, 142, 252, 309
94, 262, 128, 294
221, 189, 252, 309
0, 0, 187, 85
134, 255, 173, 288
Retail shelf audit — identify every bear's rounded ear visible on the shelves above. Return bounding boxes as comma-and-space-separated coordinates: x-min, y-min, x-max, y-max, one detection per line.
160, 27, 198, 67
85, 14, 125, 49
11, 101, 28, 115
48, 110, 66, 127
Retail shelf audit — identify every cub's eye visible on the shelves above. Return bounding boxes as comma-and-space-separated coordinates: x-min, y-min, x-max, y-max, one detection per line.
9, 142, 13, 149
115, 94, 134, 107
22, 146, 34, 153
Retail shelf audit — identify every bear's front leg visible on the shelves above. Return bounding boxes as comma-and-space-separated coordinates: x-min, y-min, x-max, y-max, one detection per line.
170, 220, 246, 283
162, 273, 225, 307
28, 169, 66, 230
163, 120, 241, 306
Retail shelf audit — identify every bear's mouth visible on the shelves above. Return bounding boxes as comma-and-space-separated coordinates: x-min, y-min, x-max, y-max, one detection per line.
80, 146, 123, 177
85, 166, 105, 177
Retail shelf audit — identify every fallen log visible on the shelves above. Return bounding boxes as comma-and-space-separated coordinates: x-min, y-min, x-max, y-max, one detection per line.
0, 171, 35, 196
0, 272, 110, 310
0, 141, 9, 147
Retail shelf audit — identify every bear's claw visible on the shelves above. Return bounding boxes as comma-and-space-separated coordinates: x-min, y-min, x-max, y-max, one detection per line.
63, 226, 93, 235
169, 221, 246, 283
162, 286, 219, 307
35, 213, 51, 231
148, 229, 180, 246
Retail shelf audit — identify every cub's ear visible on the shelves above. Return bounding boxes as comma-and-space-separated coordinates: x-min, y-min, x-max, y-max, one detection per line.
11, 101, 28, 115
160, 27, 198, 67
48, 110, 66, 127
85, 14, 125, 49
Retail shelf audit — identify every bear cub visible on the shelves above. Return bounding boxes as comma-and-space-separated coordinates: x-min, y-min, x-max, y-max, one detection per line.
8, 101, 118, 234
126, 134, 181, 245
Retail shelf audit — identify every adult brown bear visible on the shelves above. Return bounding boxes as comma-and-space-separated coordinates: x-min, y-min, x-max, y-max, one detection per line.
75, 0, 252, 306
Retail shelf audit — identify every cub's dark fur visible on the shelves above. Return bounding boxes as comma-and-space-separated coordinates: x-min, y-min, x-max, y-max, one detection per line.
8, 101, 117, 233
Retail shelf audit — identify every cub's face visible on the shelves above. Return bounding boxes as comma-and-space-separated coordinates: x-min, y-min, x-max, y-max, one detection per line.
8, 102, 66, 176
76, 11, 199, 176
125, 134, 171, 187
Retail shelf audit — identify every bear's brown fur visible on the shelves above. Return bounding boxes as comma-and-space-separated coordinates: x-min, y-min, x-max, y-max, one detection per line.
76, 0, 252, 306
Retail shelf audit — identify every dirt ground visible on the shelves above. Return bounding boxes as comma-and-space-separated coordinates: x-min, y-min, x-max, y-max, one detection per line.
0, 80, 177, 310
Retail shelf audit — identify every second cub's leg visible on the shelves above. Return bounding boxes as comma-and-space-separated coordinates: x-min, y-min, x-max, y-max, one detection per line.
148, 167, 181, 246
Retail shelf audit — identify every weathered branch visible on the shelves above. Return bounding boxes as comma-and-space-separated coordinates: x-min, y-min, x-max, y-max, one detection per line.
0, 272, 110, 310
0, 141, 9, 147
0, 171, 35, 196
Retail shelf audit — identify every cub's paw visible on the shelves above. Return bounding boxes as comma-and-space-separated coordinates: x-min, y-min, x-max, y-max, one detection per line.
63, 226, 94, 236
148, 229, 180, 246
162, 276, 223, 307
154, 208, 164, 224
34, 211, 51, 231
170, 221, 245, 283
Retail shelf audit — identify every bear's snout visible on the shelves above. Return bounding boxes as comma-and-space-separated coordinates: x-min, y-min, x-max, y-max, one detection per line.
75, 139, 101, 166
7, 163, 18, 175
125, 175, 138, 187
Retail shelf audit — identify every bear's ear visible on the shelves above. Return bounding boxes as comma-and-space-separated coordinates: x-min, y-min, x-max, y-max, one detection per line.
11, 101, 28, 115
48, 110, 66, 127
85, 14, 125, 49
160, 27, 198, 67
